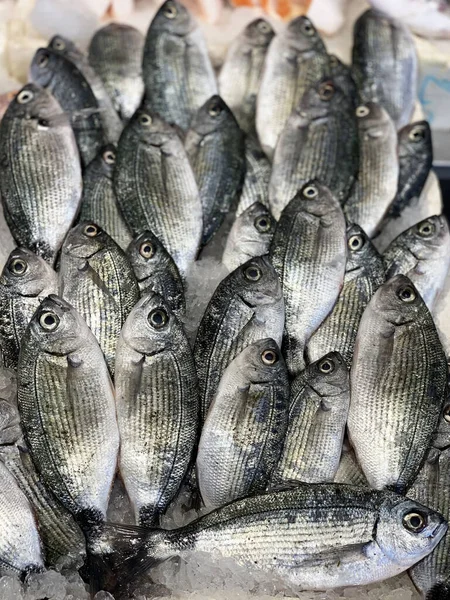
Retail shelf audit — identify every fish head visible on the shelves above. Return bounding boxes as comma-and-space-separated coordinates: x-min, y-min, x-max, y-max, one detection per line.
62, 222, 111, 260
151, 0, 195, 36
354, 102, 392, 138
30, 48, 60, 88
403, 215, 450, 260
190, 96, 236, 136
304, 352, 349, 399
6, 83, 66, 128
236, 255, 283, 306
346, 224, 380, 273
0, 397, 21, 445
48, 34, 80, 58
286, 16, 324, 53
371, 275, 425, 326
299, 79, 347, 120
237, 202, 275, 242
244, 19, 275, 47
295, 181, 341, 220
0, 248, 56, 297
127, 231, 168, 281
127, 107, 175, 146
377, 495, 447, 567
398, 121, 432, 160
236, 338, 287, 384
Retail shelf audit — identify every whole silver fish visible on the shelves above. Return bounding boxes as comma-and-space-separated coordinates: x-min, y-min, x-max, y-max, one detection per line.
194, 255, 284, 422
271, 352, 349, 485
127, 231, 185, 318
343, 102, 399, 237
17, 295, 119, 553
0, 83, 82, 264
114, 107, 202, 277
222, 202, 275, 272
383, 215, 450, 311
236, 136, 271, 217
348, 275, 447, 492
269, 181, 347, 376
79, 144, 132, 251
269, 79, 358, 219
88, 23, 145, 122
115, 292, 198, 527
329, 54, 358, 106
59, 222, 140, 376
142, 0, 217, 131
0, 248, 58, 370
256, 16, 330, 160
30, 47, 108, 166
307, 224, 385, 366
352, 9, 418, 129
334, 441, 368, 487
218, 19, 274, 134
185, 95, 246, 246
197, 339, 289, 510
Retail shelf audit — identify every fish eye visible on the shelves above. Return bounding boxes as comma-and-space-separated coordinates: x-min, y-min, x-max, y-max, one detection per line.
139, 241, 154, 259
8, 258, 28, 276
302, 20, 314, 36
52, 38, 65, 51
163, 2, 177, 18
254, 214, 271, 233
318, 357, 335, 374
303, 184, 318, 199
37, 118, 49, 130
319, 82, 335, 101
416, 220, 435, 238
148, 308, 168, 329
443, 404, 450, 423
243, 264, 262, 282
208, 101, 223, 118
139, 113, 152, 126
39, 311, 60, 332
261, 349, 278, 365
257, 20, 271, 34
356, 105, 370, 118
397, 285, 416, 303
83, 224, 99, 237
17, 89, 34, 104
348, 234, 365, 251
403, 511, 427, 533
103, 149, 115, 164
37, 52, 50, 68
409, 126, 425, 142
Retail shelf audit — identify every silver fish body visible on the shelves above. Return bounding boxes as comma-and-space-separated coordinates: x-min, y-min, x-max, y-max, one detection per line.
271, 352, 349, 485
269, 181, 347, 376
197, 339, 289, 509
0, 83, 82, 264
59, 222, 140, 376
236, 136, 271, 217
142, 0, 217, 131
348, 275, 447, 492
0, 248, 58, 370
334, 441, 368, 487
115, 292, 198, 527
307, 224, 385, 366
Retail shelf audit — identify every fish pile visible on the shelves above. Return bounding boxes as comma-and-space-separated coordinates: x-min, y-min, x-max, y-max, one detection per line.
0, 2, 449, 600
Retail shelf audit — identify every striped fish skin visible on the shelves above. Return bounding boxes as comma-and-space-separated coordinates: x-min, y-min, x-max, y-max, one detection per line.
127, 231, 185, 319
30, 48, 108, 167
218, 18, 275, 135
334, 441, 368, 487
194, 255, 285, 422
0, 248, 57, 370
269, 79, 358, 219
185, 95, 246, 246
59, 222, 140, 376
115, 292, 199, 527
383, 215, 450, 311
0, 84, 82, 264
343, 102, 398, 237
114, 107, 202, 278
197, 339, 289, 510
256, 16, 330, 160
222, 202, 275, 272
271, 352, 349, 485
329, 54, 358, 107
79, 144, 132, 251
131, 485, 447, 591
88, 23, 145, 122
236, 136, 271, 217
142, 0, 217, 132
269, 181, 347, 376
17, 295, 119, 547
348, 275, 448, 493
307, 224, 385, 366
352, 9, 418, 129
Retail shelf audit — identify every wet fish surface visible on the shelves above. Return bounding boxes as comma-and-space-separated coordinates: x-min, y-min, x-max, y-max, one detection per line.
236, 136, 271, 217
0, 84, 82, 264
334, 441, 368, 487
329, 54, 358, 106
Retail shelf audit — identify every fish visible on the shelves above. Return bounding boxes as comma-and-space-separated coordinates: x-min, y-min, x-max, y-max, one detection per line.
271, 352, 349, 485
343, 102, 399, 237
197, 339, 289, 509
30, 47, 108, 166
222, 202, 275, 272
0, 248, 58, 370
269, 79, 358, 219
352, 8, 418, 129
334, 441, 368, 487
115, 292, 198, 527
185, 95, 246, 246
348, 275, 448, 492
59, 222, 140, 376
383, 215, 450, 311
0, 83, 82, 264
218, 18, 275, 134
17, 295, 119, 562
113, 107, 202, 278
269, 181, 347, 376
194, 255, 285, 422
307, 224, 385, 366
79, 144, 132, 251
142, 0, 217, 131
0, 397, 21, 446
329, 54, 358, 106
88, 23, 145, 122
236, 136, 271, 217
256, 16, 330, 160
